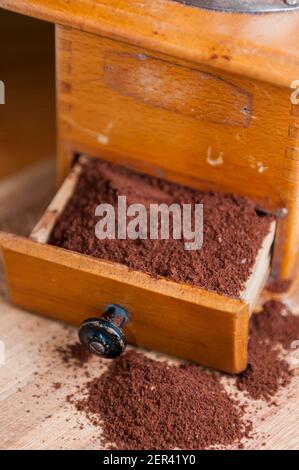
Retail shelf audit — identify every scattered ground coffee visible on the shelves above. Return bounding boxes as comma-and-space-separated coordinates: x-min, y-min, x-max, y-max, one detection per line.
52, 382, 62, 390
266, 278, 292, 294
70, 350, 251, 450
56, 342, 92, 367
237, 300, 299, 401
64, 300, 298, 449
49, 158, 272, 297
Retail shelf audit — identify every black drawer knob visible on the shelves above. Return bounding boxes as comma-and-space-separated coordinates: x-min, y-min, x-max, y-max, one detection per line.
78, 304, 130, 359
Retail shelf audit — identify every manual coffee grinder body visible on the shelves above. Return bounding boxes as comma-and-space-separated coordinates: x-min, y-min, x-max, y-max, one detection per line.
1, 0, 299, 372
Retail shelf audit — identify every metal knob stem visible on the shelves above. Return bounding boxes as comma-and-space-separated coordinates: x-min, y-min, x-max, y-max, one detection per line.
78, 304, 130, 359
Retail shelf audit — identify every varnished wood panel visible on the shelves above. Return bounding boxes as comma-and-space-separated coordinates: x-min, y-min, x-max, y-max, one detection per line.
103, 51, 251, 127
1, 0, 299, 87
56, 28, 292, 208
55, 26, 299, 282
0, 233, 249, 374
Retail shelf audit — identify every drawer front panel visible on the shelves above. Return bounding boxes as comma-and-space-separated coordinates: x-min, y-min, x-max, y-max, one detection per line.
57, 27, 292, 209
0, 233, 249, 373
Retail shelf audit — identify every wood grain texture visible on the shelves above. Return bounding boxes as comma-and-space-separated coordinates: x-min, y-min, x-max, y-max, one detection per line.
0, 233, 249, 374
56, 27, 288, 207
0, 9, 55, 179
103, 51, 251, 127
1, 0, 299, 87
56, 26, 299, 282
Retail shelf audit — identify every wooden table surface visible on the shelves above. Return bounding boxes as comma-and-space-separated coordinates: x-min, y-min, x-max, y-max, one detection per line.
0, 160, 298, 450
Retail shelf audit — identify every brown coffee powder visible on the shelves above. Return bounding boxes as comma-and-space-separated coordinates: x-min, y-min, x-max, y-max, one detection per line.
70, 350, 250, 450
250, 300, 299, 349
65, 300, 298, 449
237, 300, 299, 401
56, 342, 92, 367
266, 278, 292, 294
49, 158, 272, 297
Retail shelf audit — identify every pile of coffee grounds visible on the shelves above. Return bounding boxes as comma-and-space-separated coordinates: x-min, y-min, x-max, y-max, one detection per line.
56, 341, 92, 367
63, 301, 298, 449
249, 300, 299, 349
237, 300, 299, 401
53, 382, 62, 390
266, 278, 292, 294
70, 350, 251, 450
49, 158, 273, 297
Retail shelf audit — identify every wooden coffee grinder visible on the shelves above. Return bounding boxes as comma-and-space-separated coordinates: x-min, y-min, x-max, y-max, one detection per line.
1, 0, 299, 373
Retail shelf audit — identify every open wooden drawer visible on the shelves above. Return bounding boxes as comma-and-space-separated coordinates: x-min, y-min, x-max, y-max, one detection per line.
0, 156, 276, 373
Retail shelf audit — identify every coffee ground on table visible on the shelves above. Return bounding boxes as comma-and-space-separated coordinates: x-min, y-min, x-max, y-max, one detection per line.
56, 342, 92, 367
49, 158, 273, 297
237, 300, 299, 401
65, 300, 298, 449
266, 278, 292, 294
70, 350, 251, 450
